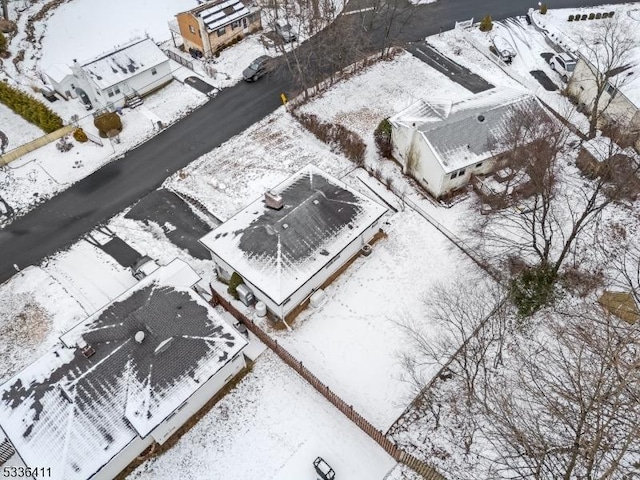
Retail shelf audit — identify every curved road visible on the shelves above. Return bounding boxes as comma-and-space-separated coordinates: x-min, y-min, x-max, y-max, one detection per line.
0, 0, 632, 283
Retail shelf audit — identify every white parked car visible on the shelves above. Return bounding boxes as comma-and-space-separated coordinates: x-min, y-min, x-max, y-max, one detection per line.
549, 53, 577, 82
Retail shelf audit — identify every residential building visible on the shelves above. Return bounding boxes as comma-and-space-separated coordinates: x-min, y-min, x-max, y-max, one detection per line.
45, 37, 172, 110
389, 88, 546, 199
0, 259, 247, 480
568, 56, 640, 149
200, 165, 388, 321
174, 0, 261, 58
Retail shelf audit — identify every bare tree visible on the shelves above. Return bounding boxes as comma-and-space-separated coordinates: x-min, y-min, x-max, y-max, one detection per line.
570, 16, 636, 138
476, 105, 640, 315
479, 303, 640, 479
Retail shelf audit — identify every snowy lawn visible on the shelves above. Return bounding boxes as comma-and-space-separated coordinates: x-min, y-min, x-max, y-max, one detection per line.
0, 103, 44, 148
165, 108, 355, 221
131, 351, 397, 480
0, 266, 86, 384
261, 206, 483, 430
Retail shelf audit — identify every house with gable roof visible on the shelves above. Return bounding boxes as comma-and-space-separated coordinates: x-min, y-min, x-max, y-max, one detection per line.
389, 88, 548, 199
44, 37, 172, 110
200, 165, 388, 321
174, 0, 262, 58
0, 259, 247, 480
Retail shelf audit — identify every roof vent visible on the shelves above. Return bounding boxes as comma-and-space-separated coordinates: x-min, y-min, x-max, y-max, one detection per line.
477, 115, 485, 122
264, 190, 283, 210
135, 331, 145, 344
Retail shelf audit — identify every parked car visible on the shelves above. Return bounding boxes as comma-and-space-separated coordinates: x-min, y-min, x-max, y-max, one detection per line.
549, 53, 577, 82
243, 55, 272, 82
274, 21, 297, 42
491, 36, 516, 65
313, 457, 335, 480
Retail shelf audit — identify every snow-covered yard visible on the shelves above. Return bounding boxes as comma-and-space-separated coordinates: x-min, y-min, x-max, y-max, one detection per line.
131, 351, 397, 480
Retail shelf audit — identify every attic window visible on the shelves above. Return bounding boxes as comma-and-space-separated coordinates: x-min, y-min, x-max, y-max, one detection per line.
606, 83, 617, 98
151, 67, 157, 75
189, 25, 196, 34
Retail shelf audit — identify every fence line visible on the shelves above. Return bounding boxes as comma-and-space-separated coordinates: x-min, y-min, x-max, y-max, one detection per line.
0, 125, 75, 166
211, 288, 446, 480
164, 49, 194, 71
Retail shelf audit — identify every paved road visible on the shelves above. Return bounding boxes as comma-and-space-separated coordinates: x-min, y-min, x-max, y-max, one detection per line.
0, 0, 633, 283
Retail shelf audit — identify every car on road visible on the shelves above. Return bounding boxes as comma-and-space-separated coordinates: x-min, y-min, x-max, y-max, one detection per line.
274, 20, 297, 42
243, 55, 272, 82
549, 53, 577, 82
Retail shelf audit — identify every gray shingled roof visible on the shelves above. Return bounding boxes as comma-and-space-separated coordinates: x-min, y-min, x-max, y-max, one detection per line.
420, 95, 543, 170
0, 275, 246, 480
200, 165, 388, 305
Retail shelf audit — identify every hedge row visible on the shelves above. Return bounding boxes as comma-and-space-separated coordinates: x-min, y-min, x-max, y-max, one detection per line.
0, 81, 63, 133
568, 11, 614, 21
293, 112, 366, 165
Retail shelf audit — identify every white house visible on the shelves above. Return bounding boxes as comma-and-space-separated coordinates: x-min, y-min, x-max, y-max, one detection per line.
389, 88, 545, 199
0, 259, 247, 480
200, 165, 388, 321
568, 55, 640, 149
45, 37, 172, 110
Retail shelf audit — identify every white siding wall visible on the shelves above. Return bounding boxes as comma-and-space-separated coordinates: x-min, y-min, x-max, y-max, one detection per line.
568, 59, 638, 127
281, 219, 383, 318
439, 159, 497, 197
96, 61, 173, 109
150, 354, 246, 444
91, 436, 154, 480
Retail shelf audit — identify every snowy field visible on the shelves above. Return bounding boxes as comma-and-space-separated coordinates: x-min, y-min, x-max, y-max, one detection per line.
131, 351, 397, 480
264, 208, 482, 430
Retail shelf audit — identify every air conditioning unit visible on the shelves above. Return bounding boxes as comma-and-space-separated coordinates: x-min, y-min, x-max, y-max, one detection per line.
361, 244, 372, 256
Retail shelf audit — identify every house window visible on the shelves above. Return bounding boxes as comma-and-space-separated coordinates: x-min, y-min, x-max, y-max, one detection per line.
151, 67, 157, 75
459, 168, 466, 176
106, 85, 121, 97
243, 18, 247, 28
217, 27, 226, 37
450, 172, 457, 179
475, 162, 483, 168
606, 83, 617, 98
189, 25, 196, 34
231, 20, 240, 29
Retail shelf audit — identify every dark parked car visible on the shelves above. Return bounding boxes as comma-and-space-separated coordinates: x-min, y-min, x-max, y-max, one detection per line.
243, 55, 272, 82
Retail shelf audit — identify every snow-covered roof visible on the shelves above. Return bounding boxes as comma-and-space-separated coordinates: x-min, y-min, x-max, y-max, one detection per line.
80, 37, 169, 90
0, 259, 247, 480
44, 63, 73, 84
184, 0, 251, 32
391, 88, 545, 173
200, 165, 388, 306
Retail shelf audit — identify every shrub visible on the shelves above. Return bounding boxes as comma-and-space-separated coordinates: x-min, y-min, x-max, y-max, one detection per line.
588, 12, 595, 20
374, 118, 393, 158
540, 3, 548, 14
0, 32, 7, 54
94, 112, 122, 138
568, 14, 574, 21
595, 12, 602, 19
0, 81, 63, 133
510, 264, 557, 317
293, 112, 366, 166
479, 15, 493, 32
581, 14, 587, 20
73, 128, 88, 143
227, 272, 243, 300
609, 11, 614, 17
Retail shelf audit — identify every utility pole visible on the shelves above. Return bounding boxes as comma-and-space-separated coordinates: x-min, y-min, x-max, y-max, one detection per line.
1, 0, 8, 21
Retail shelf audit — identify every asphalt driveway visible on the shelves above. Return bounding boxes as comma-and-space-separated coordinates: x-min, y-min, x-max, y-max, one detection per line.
406, 42, 494, 93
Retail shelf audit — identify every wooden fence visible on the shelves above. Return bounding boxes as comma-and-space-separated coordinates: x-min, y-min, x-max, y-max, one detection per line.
0, 125, 75, 166
212, 288, 446, 480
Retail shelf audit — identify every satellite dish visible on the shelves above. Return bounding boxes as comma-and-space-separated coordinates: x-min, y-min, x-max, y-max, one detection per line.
134, 331, 145, 344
